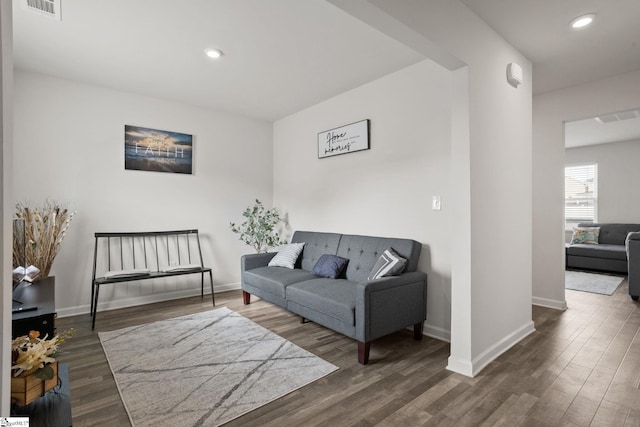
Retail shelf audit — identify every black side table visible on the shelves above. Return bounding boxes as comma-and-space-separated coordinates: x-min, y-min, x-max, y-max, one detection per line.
12, 277, 56, 339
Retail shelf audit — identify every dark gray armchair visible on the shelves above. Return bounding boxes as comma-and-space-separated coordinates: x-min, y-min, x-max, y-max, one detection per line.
626, 232, 640, 300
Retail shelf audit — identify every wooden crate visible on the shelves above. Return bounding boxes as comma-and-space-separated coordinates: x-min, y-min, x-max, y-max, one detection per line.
10, 361, 58, 406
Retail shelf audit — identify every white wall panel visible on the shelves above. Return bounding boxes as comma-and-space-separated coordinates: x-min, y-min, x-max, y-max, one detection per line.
13, 70, 273, 316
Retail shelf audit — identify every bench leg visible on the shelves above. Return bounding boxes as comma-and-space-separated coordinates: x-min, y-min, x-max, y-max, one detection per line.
209, 271, 215, 306
242, 290, 251, 305
201, 272, 204, 298
414, 321, 424, 340
91, 284, 100, 330
357, 341, 370, 365
90, 282, 95, 316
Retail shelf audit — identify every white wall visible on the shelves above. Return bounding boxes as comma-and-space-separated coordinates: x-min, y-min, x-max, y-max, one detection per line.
11, 0, 536, 380
13, 70, 273, 316
359, 0, 534, 376
1, 0, 13, 413
533, 69, 640, 310
274, 60, 453, 340
565, 139, 640, 224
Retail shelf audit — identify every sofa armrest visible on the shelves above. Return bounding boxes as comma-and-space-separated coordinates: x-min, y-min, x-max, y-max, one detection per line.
627, 232, 640, 242
627, 231, 640, 240
627, 234, 640, 298
354, 271, 427, 342
241, 252, 277, 272
626, 232, 640, 262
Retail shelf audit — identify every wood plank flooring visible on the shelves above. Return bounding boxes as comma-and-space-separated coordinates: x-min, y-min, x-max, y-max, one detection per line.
55, 279, 640, 426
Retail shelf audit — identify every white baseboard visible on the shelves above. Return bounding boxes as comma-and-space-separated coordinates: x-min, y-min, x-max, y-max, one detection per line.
532, 296, 567, 311
446, 355, 474, 377
56, 282, 241, 318
213, 282, 241, 293
423, 323, 451, 342
447, 320, 536, 377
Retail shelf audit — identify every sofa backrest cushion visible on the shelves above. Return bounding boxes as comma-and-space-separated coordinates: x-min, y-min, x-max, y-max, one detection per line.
336, 234, 421, 283
579, 223, 640, 245
291, 231, 342, 272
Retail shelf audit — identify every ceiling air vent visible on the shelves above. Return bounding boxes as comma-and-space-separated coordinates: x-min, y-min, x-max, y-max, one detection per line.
595, 109, 639, 124
22, 0, 62, 21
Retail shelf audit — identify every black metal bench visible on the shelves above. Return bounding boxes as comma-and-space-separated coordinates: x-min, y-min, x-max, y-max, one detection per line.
91, 229, 214, 329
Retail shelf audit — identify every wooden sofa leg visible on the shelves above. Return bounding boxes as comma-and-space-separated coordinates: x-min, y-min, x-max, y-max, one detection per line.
357, 341, 370, 365
242, 290, 251, 305
414, 321, 424, 340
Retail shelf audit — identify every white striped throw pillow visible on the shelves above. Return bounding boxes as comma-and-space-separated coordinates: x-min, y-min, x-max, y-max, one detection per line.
268, 242, 305, 269
368, 248, 407, 280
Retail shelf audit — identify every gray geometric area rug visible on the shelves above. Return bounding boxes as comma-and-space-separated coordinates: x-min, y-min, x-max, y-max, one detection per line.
99, 307, 338, 426
565, 270, 625, 295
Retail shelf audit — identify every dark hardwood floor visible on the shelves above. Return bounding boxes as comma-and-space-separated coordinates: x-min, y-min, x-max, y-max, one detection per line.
55, 280, 640, 426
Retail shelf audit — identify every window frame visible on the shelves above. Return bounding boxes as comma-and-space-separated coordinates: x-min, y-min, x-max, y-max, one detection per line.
564, 162, 598, 230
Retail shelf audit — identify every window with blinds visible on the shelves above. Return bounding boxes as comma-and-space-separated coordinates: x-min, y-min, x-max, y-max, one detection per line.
565, 163, 598, 229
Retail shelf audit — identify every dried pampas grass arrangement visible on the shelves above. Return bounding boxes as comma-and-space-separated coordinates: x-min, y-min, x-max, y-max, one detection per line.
14, 201, 76, 280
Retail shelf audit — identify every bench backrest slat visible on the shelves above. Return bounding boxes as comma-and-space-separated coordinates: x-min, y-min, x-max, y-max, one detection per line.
93, 230, 206, 278
155, 236, 160, 271
176, 234, 180, 265
196, 232, 205, 269
166, 235, 170, 266
143, 237, 148, 269
187, 234, 191, 264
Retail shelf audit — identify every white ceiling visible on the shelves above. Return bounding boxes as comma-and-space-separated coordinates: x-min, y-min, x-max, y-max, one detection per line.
460, 0, 640, 95
12, 0, 640, 130
565, 109, 640, 148
447, 0, 640, 147
12, 0, 423, 122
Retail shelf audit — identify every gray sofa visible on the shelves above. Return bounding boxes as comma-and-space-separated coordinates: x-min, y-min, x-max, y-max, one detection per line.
241, 231, 427, 364
566, 223, 640, 274
627, 232, 640, 301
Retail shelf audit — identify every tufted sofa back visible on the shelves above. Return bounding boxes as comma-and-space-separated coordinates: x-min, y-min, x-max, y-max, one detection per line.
291, 231, 342, 271
291, 231, 422, 283
579, 223, 640, 245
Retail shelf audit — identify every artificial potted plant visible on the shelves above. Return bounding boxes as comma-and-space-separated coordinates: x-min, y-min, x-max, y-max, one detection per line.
11, 328, 75, 406
230, 199, 284, 253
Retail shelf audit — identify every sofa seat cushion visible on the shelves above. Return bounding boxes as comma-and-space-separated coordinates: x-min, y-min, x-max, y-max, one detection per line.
286, 279, 357, 325
566, 244, 627, 261
243, 267, 317, 299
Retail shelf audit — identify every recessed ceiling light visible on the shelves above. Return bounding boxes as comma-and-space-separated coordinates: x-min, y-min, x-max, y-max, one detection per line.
205, 48, 223, 59
570, 14, 596, 29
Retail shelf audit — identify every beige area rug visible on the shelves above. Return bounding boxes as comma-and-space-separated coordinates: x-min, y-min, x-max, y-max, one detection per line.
99, 307, 338, 426
565, 270, 625, 295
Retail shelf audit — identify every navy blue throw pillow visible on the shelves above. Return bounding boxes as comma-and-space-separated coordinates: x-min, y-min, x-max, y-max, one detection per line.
312, 254, 349, 279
